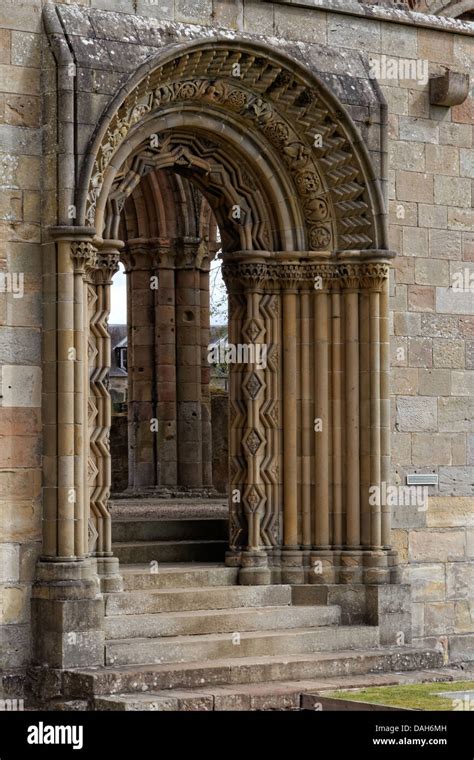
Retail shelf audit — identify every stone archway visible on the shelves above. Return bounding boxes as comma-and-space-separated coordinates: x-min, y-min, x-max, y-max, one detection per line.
35, 38, 397, 668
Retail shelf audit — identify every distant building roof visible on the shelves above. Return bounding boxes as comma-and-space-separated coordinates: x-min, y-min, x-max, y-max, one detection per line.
109, 325, 128, 377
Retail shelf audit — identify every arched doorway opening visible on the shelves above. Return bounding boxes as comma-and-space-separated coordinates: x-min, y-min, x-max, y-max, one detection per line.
41, 39, 397, 597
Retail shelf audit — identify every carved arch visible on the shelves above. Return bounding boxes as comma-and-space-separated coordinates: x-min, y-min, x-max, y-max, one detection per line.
77, 38, 389, 253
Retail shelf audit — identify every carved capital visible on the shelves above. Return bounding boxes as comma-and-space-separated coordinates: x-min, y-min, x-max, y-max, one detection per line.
121, 246, 155, 272
95, 252, 120, 285
336, 260, 390, 291
222, 261, 268, 292
175, 237, 202, 270
338, 262, 361, 291
71, 241, 97, 275
275, 263, 302, 291
310, 263, 336, 291
359, 262, 390, 291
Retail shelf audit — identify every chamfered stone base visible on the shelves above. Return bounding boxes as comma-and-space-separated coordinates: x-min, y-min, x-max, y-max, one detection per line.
31, 560, 105, 670
226, 547, 399, 587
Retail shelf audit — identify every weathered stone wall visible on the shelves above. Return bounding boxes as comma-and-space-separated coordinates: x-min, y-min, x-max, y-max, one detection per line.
0, 0, 472, 670
394, 497, 473, 660
0, 0, 44, 670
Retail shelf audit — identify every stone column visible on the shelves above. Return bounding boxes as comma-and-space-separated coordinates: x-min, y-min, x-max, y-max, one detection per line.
198, 244, 213, 488
300, 286, 312, 553
380, 273, 392, 548
89, 240, 123, 591
310, 264, 335, 583
175, 238, 203, 488
219, 251, 396, 589
153, 239, 178, 486
225, 287, 246, 568
361, 261, 392, 585
122, 244, 157, 489
339, 258, 363, 583
221, 254, 274, 585
33, 227, 104, 670
330, 280, 343, 556
359, 280, 371, 550
281, 283, 299, 572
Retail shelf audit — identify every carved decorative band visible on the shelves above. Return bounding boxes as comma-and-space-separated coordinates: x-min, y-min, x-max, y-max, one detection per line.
222, 260, 390, 291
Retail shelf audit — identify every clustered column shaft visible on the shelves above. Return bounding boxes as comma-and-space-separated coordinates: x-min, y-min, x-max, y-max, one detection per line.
222, 251, 396, 586
123, 237, 214, 492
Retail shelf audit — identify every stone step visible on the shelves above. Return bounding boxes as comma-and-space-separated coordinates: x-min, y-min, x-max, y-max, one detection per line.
113, 539, 227, 564
63, 648, 444, 699
105, 604, 341, 639
105, 625, 379, 666
112, 518, 228, 543
93, 667, 460, 711
120, 564, 239, 590
105, 584, 293, 616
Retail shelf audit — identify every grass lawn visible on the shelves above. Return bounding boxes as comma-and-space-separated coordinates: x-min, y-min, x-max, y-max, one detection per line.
324, 681, 474, 711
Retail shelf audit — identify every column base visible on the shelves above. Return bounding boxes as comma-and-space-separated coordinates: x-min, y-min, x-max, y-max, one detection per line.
308, 550, 337, 584
225, 548, 242, 567
227, 546, 399, 586
280, 548, 305, 585
31, 560, 104, 669
238, 550, 271, 585
363, 549, 391, 584
96, 556, 123, 592
339, 549, 364, 584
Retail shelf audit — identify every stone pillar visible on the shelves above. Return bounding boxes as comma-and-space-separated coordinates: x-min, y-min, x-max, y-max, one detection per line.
89, 240, 123, 591
175, 238, 203, 488
300, 286, 312, 553
336, 255, 393, 585
310, 263, 335, 583
122, 244, 157, 489
222, 254, 275, 585
220, 251, 396, 588
339, 258, 363, 584
380, 275, 392, 549
199, 245, 213, 488
153, 239, 178, 486
280, 266, 304, 584
122, 236, 214, 492
330, 280, 343, 556
33, 228, 104, 670
361, 261, 392, 585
